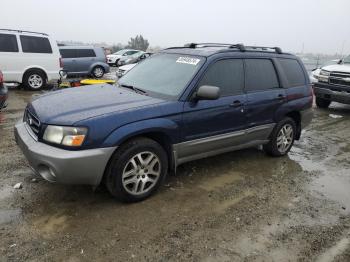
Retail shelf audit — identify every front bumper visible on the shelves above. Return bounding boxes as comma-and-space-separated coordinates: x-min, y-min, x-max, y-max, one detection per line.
14, 121, 116, 186
313, 82, 350, 104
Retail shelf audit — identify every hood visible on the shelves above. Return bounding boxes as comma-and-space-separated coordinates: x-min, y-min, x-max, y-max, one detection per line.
107, 54, 122, 59
29, 84, 164, 125
322, 63, 350, 73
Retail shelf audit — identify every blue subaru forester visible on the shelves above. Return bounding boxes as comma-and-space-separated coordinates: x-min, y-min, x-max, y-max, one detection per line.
15, 43, 313, 202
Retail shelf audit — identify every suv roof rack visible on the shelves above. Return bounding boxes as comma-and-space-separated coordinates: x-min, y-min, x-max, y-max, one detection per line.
0, 28, 48, 36
181, 43, 282, 54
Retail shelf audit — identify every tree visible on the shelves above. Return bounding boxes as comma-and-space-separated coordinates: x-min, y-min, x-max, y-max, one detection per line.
111, 43, 124, 53
126, 35, 149, 51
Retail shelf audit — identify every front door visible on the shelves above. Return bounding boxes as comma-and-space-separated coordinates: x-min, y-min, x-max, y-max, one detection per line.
178, 59, 247, 163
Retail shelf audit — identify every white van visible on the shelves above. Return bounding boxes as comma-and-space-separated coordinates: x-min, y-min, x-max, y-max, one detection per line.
0, 29, 62, 90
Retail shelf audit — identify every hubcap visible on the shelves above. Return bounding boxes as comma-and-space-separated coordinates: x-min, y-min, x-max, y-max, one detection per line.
93, 67, 104, 77
276, 124, 294, 153
28, 74, 43, 89
122, 151, 161, 195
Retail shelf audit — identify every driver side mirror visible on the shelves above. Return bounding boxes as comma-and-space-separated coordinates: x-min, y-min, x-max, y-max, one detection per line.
194, 85, 220, 101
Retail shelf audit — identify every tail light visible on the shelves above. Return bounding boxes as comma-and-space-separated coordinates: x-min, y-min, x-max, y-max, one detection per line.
59, 57, 63, 68
0, 71, 3, 84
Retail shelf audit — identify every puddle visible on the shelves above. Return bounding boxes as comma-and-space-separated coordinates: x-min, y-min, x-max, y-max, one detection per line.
0, 186, 14, 201
316, 237, 350, 262
199, 171, 243, 191
32, 212, 69, 235
311, 174, 350, 211
0, 209, 22, 224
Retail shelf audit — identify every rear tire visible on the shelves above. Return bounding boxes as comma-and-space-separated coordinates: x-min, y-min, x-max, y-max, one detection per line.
23, 70, 46, 91
263, 117, 296, 157
92, 66, 105, 78
316, 97, 331, 108
105, 137, 168, 202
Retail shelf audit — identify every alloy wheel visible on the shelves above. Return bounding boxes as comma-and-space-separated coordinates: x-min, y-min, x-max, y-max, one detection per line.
122, 151, 161, 195
276, 124, 294, 154
28, 74, 43, 89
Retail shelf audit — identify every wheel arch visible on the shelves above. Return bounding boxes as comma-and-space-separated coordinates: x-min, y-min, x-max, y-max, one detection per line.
285, 111, 301, 140
22, 67, 48, 83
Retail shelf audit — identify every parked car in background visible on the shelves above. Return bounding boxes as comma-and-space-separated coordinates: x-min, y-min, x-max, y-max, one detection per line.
15, 43, 313, 202
313, 55, 350, 108
0, 70, 8, 110
0, 29, 62, 90
106, 49, 141, 66
116, 52, 153, 77
59, 46, 110, 78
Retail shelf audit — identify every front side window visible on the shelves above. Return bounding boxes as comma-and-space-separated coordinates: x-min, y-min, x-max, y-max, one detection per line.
0, 34, 18, 52
198, 59, 244, 96
119, 53, 205, 99
20, 35, 52, 53
76, 49, 96, 58
279, 58, 305, 87
245, 59, 279, 92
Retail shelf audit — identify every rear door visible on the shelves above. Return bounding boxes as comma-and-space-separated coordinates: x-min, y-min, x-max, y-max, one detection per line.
180, 59, 247, 160
76, 49, 96, 73
244, 58, 286, 140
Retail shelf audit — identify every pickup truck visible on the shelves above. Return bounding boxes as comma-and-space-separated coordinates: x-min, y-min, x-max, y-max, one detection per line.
313, 55, 350, 108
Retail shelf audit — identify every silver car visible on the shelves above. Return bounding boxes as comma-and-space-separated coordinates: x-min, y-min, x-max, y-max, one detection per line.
59, 46, 110, 78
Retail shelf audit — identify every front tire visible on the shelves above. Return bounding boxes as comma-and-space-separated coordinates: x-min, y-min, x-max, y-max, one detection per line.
316, 97, 331, 108
263, 117, 296, 157
105, 137, 168, 202
92, 66, 105, 78
23, 70, 46, 90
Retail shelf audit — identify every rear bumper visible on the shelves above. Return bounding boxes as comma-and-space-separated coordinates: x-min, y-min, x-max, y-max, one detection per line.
14, 121, 116, 186
313, 82, 350, 104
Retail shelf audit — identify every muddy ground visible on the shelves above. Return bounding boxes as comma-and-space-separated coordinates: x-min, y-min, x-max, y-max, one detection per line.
1, 87, 350, 262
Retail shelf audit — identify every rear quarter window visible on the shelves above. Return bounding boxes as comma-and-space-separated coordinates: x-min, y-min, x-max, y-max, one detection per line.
20, 35, 52, 53
60, 49, 77, 58
278, 58, 306, 87
0, 34, 18, 52
76, 49, 96, 58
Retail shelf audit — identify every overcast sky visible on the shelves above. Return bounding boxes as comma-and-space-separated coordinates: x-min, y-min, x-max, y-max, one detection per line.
1, 0, 349, 55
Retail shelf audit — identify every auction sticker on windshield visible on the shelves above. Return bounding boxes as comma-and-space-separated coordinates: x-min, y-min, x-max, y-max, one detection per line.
176, 57, 201, 65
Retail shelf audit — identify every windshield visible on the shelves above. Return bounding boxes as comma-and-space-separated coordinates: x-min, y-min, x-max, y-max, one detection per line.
112, 50, 127, 55
119, 53, 205, 99
343, 55, 350, 64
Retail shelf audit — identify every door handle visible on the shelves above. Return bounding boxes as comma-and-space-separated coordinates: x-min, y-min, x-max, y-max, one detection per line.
277, 94, 286, 100
230, 100, 243, 107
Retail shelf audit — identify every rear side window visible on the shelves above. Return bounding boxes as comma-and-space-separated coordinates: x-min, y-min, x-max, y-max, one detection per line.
20, 35, 52, 53
198, 59, 244, 96
245, 59, 279, 92
60, 49, 77, 58
76, 49, 96, 58
0, 34, 18, 52
279, 58, 305, 87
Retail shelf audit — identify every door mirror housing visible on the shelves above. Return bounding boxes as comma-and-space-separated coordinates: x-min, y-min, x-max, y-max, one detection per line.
195, 85, 220, 100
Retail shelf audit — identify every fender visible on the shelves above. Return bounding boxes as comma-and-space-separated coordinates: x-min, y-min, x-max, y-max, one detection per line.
89, 62, 110, 74
101, 117, 180, 148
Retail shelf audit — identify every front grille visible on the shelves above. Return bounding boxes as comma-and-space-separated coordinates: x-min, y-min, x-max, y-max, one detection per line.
330, 71, 350, 78
329, 78, 350, 87
24, 109, 41, 138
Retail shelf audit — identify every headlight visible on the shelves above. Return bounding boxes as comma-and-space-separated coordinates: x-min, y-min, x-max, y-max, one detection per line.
43, 125, 87, 147
319, 70, 330, 76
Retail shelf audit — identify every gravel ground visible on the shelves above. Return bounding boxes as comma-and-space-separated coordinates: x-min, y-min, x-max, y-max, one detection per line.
0, 85, 350, 261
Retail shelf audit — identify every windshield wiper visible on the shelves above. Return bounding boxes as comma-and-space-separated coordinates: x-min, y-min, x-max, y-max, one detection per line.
119, 84, 148, 95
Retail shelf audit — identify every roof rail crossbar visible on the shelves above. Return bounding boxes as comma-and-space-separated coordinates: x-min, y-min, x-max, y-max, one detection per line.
0, 28, 48, 36
244, 45, 283, 54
